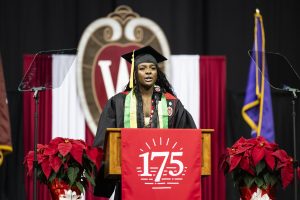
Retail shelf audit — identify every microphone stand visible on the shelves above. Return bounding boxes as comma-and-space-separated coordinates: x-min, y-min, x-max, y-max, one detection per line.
284, 86, 299, 200
17, 48, 76, 200
32, 87, 45, 200
153, 89, 162, 128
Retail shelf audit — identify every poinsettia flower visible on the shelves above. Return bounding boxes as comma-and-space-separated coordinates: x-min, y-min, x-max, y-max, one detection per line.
49, 137, 65, 146
232, 137, 247, 147
227, 147, 236, 155
264, 142, 278, 151
229, 154, 242, 172
44, 143, 58, 156
272, 149, 288, 161
232, 138, 253, 151
24, 151, 34, 175
272, 150, 290, 170
24, 137, 103, 189
70, 138, 86, 148
219, 136, 295, 190
277, 162, 288, 169
230, 147, 240, 154
70, 143, 85, 165
238, 145, 253, 154
264, 150, 275, 170
58, 140, 73, 157
240, 155, 255, 175
86, 147, 103, 170
233, 143, 254, 155
280, 161, 294, 188
24, 149, 48, 174
41, 158, 52, 179
37, 153, 47, 164
37, 144, 47, 150
49, 156, 62, 173
218, 153, 229, 172
252, 144, 265, 166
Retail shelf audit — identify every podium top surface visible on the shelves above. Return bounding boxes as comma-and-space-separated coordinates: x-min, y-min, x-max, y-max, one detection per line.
107, 128, 214, 133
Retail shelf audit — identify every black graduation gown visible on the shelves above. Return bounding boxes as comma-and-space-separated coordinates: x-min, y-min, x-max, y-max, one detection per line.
93, 92, 196, 199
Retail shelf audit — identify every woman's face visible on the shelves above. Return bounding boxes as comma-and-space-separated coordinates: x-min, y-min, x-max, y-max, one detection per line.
136, 62, 158, 89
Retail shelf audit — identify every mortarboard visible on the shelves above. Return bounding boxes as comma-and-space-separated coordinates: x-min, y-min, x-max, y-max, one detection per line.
121, 46, 167, 88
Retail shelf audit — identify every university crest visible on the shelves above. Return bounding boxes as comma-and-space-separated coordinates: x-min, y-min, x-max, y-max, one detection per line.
76, 5, 170, 134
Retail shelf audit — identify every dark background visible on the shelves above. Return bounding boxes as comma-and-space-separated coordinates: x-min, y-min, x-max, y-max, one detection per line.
1, 0, 300, 199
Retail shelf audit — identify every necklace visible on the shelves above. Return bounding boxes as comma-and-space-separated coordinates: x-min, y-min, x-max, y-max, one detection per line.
144, 99, 155, 128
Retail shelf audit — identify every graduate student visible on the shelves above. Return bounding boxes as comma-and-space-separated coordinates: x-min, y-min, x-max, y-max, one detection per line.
93, 45, 196, 199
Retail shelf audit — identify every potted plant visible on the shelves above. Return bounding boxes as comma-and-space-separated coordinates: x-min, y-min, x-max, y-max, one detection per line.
219, 136, 299, 200
24, 137, 103, 200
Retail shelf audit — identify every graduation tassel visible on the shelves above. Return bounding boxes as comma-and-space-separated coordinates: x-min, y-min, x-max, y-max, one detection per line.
129, 50, 135, 89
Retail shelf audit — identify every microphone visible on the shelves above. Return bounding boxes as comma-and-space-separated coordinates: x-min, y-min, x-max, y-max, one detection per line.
153, 85, 162, 101
152, 86, 162, 128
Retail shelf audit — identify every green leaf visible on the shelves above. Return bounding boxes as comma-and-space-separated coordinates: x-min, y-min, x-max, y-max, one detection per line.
244, 175, 255, 187
68, 167, 79, 185
48, 172, 56, 183
61, 156, 67, 163
254, 177, 264, 188
255, 161, 266, 175
87, 159, 94, 172
263, 172, 270, 182
76, 181, 84, 193
269, 174, 278, 186
263, 172, 274, 187
261, 184, 268, 190
85, 171, 95, 186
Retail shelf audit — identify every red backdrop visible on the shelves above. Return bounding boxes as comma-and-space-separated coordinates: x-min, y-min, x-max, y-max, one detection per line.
200, 56, 226, 200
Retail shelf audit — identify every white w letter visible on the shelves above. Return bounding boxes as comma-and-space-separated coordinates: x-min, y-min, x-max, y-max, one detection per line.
98, 60, 115, 99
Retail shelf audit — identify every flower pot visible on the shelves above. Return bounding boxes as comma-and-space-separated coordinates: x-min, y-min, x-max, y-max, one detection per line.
48, 178, 83, 200
239, 185, 276, 200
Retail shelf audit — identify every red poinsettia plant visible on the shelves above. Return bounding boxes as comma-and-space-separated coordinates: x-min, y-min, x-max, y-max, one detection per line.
219, 136, 299, 190
24, 137, 103, 192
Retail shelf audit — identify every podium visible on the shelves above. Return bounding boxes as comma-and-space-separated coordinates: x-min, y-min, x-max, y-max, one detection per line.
104, 128, 213, 178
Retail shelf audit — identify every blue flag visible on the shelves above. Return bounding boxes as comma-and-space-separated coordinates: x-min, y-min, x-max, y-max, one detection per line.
242, 10, 275, 142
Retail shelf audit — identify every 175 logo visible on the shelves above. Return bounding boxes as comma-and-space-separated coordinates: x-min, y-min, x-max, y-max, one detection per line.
136, 137, 187, 190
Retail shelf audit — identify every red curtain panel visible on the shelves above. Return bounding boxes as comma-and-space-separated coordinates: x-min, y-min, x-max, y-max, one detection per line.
200, 56, 226, 200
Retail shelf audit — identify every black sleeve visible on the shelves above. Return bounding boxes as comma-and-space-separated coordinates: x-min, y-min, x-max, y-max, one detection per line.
173, 100, 197, 129
93, 97, 117, 148
93, 97, 118, 198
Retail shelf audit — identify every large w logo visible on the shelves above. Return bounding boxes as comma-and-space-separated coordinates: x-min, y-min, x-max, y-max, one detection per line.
92, 45, 138, 110
97, 58, 129, 99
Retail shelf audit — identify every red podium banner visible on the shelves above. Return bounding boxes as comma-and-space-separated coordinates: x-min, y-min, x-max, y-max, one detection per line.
121, 128, 202, 200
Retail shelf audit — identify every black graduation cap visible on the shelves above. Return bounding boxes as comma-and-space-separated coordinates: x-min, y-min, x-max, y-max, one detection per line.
121, 46, 167, 88
121, 45, 167, 64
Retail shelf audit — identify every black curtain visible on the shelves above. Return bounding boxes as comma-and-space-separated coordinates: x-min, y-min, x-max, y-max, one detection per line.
1, 0, 300, 199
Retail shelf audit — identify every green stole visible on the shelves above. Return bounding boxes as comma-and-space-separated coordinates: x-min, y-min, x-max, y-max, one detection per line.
124, 90, 168, 128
